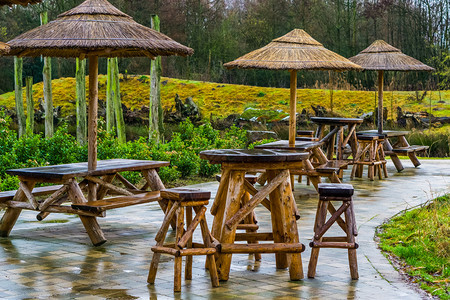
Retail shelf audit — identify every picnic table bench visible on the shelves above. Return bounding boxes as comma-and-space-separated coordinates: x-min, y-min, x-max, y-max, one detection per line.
0, 159, 169, 246
357, 130, 428, 171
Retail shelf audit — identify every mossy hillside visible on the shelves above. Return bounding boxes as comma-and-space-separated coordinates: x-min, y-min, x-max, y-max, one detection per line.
0, 75, 449, 119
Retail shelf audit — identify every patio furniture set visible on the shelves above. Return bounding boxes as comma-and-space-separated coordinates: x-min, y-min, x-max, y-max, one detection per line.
0, 0, 432, 295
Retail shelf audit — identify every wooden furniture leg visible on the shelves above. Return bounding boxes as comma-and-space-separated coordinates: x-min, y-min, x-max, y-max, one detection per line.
0, 180, 36, 237
67, 179, 106, 246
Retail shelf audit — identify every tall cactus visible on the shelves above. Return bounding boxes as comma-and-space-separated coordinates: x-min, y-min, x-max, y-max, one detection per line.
112, 58, 126, 143
41, 11, 53, 138
76, 58, 87, 145
14, 57, 25, 137
106, 58, 115, 132
149, 14, 163, 142
25, 76, 34, 136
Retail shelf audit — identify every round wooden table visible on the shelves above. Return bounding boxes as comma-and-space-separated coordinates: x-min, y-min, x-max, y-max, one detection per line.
200, 149, 309, 281
311, 117, 363, 160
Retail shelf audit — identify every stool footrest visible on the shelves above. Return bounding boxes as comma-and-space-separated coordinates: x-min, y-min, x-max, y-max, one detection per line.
219, 243, 305, 254
151, 246, 216, 257
310, 241, 358, 249
236, 224, 259, 231
235, 232, 273, 242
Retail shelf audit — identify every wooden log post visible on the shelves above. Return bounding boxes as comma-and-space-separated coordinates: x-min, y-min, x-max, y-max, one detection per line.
25, 76, 34, 136
0, 181, 35, 237
88, 55, 99, 201
216, 170, 245, 281
76, 58, 87, 145
106, 58, 115, 133
112, 58, 126, 143
377, 70, 384, 134
41, 12, 53, 138
14, 57, 25, 137
149, 14, 164, 143
67, 179, 106, 246
289, 70, 297, 147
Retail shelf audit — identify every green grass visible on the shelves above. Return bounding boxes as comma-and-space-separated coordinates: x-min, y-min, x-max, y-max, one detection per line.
1, 75, 449, 120
377, 194, 450, 299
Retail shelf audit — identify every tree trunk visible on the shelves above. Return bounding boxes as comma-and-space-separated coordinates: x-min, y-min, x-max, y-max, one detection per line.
41, 12, 53, 138
25, 76, 34, 136
106, 58, 115, 132
76, 58, 87, 145
149, 14, 163, 142
14, 57, 25, 137
112, 58, 126, 143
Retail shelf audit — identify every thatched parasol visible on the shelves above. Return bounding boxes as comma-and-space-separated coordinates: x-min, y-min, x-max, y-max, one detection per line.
349, 40, 434, 134
0, 0, 41, 6
6, 0, 193, 181
0, 42, 9, 55
224, 29, 362, 146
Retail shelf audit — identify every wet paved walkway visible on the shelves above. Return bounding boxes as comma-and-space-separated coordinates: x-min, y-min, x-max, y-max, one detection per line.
0, 160, 448, 299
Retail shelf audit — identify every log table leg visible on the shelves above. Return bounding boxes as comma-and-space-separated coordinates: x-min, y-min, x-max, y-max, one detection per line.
280, 176, 303, 280
384, 138, 404, 172
0, 180, 35, 237
216, 170, 245, 281
268, 170, 288, 269
67, 179, 106, 246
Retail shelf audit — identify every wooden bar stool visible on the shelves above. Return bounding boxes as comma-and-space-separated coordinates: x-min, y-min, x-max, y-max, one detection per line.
147, 188, 219, 292
351, 134, 388, 181
308, 183, 359, 280
216, 174, 261, 261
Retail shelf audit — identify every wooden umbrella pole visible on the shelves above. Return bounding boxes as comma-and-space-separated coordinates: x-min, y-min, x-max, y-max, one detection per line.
378, 70, 384, 134
88, 55, 99, 172
289, 70, 298, 147
88, 56, 99, 202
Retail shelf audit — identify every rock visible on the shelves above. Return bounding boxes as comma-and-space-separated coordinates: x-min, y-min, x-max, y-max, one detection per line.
164, 94, 202, 124
246, 130, 278, 144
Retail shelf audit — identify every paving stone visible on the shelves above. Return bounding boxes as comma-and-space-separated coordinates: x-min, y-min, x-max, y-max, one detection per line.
0, 160, 447, 299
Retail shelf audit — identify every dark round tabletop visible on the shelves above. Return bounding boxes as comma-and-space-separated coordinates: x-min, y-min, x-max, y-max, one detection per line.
310, 117, 363, 125
199, 149, 309, 164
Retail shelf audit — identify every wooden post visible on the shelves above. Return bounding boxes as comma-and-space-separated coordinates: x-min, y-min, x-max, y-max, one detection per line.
329, 71, 334, 113
377, 70, 384, 134
41, 12, 53, 138
76, 58, 87, 145
113, 58, 126, 143
106, 58, 115, 132
289, 70, 297, 147
25, 76, 34, 136
88, 56, 99, 202
149, 14, 163, 142
14, 57, 25, 137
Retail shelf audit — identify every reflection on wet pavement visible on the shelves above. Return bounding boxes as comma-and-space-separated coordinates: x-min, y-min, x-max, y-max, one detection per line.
0, 160, 448, 299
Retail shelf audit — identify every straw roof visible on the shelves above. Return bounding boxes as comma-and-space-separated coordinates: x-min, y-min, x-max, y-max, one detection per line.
0, 42, 9, 55
223, 29, 362, 71
0, 0, 41, 6
348, 40, 434, 71
6, 0, 193, 58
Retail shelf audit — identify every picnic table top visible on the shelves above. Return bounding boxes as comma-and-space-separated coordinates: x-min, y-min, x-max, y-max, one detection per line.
199, 149, 309, 164
357, 130, 410, 137
6, 159, 169, 180
310, 117, 364, 125
254, 140, 322, 151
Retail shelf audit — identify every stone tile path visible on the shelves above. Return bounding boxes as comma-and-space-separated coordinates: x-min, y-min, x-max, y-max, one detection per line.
0, 160, 448, 299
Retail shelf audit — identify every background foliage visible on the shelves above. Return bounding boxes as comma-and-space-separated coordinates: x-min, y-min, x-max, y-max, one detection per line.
0, 0, 448, 94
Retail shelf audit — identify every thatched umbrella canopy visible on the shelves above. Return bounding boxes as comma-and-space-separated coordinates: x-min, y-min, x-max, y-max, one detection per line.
0, 0, 41, 6
0, 42, 9, 55
349, 40, 434, 134
224, 29, 362, 146
6, 0, 193, 180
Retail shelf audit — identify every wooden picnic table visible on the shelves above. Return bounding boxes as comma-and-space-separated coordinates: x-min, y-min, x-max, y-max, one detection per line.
357, 130, 428, 172
1, 159, 169, 246
254, 140, 346, 188
200, 149, 308, 281
311, 117, 363, 161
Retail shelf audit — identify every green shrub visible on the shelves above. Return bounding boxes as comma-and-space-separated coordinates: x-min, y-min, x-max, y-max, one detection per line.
158, 166, 181, 183
0, 174, 20, 191
407, 129, 450, 157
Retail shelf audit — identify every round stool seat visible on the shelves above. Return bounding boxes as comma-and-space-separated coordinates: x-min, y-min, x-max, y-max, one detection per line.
161, 188, 211, 202
318, 183, 354, 198
356, 133, 385, 140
